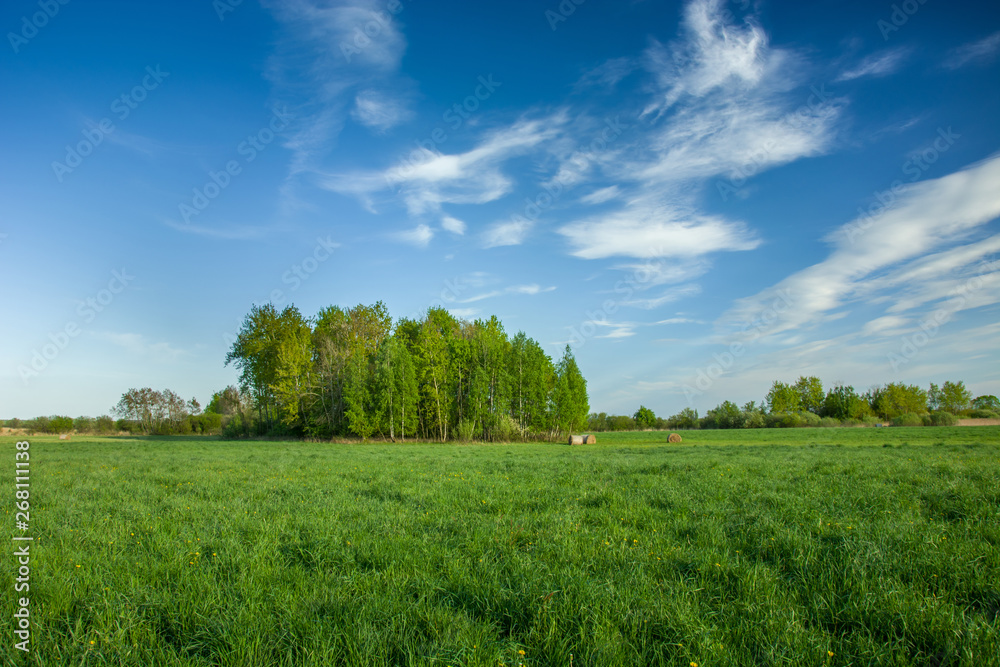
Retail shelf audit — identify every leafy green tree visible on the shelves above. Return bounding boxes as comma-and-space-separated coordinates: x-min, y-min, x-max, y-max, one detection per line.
706, 401, 743, 429
765, 381, 800, 413
634, 405, 657, 429
871, 382, 928, 420
928, 380, 973, 414
50, 415, 74, 434
972, 394, 1000, 411
822, 384, 869, 420
553, 345, 589, 434
373, 337, 418, 441
344, 350, 378, 440
794, 376, 824, 414
669, 407, 699, 429
508, 332, 555, 433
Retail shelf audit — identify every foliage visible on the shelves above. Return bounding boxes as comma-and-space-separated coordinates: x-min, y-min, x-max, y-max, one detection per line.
928, 380, 973, 414
972, 394, 1000, 411
794, 376, 824, 414
891, 413, 924, 427
219, 302, 578, 441
633, 405, 657, 429
871, 383, 928, 420
765, 381, 800, 413
923, 411, 959, 426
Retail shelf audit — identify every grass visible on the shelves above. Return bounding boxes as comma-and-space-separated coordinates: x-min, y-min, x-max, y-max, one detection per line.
2, 428, 999, 666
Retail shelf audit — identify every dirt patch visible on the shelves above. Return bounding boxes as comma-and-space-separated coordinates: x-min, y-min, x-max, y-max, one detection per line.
958, 418, 1000, 426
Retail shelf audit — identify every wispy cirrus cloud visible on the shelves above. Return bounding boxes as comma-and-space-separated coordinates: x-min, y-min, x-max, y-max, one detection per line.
262, 0, 413, 174
835, 47, 911, 82
942, 31, 1000, 70
718, 153, 1000, 342
325, 114, 567, 216
459, 283, 556, 303
557, 0, 840, 269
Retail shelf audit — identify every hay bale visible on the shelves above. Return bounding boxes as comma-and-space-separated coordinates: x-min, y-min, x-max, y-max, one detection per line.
568, 435, 585, 445
585, 434, 597, 444
58, 433, 71, 441
668, 433, 682, 443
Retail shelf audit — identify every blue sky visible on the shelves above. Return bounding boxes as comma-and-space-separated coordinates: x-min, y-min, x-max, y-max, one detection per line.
2, 0, 999, 419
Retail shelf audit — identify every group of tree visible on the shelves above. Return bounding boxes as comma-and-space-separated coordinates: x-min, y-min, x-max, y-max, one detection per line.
221, 302, 589, 441
587, 378, 999, 431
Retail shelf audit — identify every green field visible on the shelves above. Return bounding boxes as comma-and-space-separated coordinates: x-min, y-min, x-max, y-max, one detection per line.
3, 428, 999, 666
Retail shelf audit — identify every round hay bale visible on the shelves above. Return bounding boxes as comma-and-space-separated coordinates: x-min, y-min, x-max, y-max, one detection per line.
585, 434, 597, 444
668, 433, 682, 443
568, 435, 585, 445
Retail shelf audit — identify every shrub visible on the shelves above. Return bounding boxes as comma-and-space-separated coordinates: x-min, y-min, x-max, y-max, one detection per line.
924, 411, 958, 426
95, 415, 116, 434
969, 409, 1000, 419
798, 412, 821, 427
891, 413, 923, 427
819, 417, 840, 428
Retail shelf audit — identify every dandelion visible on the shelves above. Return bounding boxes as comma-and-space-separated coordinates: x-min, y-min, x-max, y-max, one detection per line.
518, 650, 525, 656
690, 663, 698, 667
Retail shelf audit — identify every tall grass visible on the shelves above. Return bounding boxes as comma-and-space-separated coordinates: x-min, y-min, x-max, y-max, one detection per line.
3, 429, 998, 665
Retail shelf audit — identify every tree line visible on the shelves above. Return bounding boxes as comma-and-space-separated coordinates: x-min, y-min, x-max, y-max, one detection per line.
221, 302, 589, 441
589, 378, 1000, 431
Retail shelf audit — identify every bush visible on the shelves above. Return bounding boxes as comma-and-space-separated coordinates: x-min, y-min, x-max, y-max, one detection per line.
891, 413, 924, 427
924, 411, 958, 426
493, 414, 521, 442
95, 415, 116, 434
50, 415, 74, 433
798, 411, 821, 427
968, 409, 1000, 419
456, 419, 476, 442
819, 417, 840, 428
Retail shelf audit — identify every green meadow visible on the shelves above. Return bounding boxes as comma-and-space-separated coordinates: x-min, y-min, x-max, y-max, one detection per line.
3, 428, 999, 666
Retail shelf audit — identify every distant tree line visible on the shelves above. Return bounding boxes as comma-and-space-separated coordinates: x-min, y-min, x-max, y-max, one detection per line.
220, 302, 589, 441
588, 378, 999, 431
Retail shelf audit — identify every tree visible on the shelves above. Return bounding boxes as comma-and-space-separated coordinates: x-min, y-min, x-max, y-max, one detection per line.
972, 394, 1000, 411
765, 381, 800, 413
794, 376, 824, 414
634, 405, 657, 429
552, 345, 589, 434
929, 381, 973, 414
50, 415, 74, 434
870, 382, 928, 420
373, 337, 418, 441
822, 384, 869, 420
344, 350, 378, 440
669, 407, 699, 429
706, 401, 743, 429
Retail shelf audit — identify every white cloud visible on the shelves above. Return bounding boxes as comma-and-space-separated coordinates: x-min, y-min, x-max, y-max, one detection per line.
441, 216, 466, 235
394, 224, 434, 247
836, 47, 910, 82
861, 315, 910, 337
573, 57, 636, 92
561, 208, 758, 259
482, 217, 532, 248
943, 31, 1000, 70
460, 284, 556, 303
718, 154, 1000, 341
262, 0, 412, 173
448, 308, 479, 319
580, 186, 621, 205
326, 114, 566, 215
557, 0, 838, 264
623, 283, 703, 309
351, 89, 411, 132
